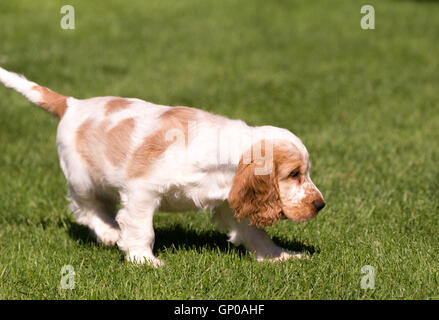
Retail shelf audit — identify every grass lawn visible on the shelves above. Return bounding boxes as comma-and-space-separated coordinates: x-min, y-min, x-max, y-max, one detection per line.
0, 0, 438, 299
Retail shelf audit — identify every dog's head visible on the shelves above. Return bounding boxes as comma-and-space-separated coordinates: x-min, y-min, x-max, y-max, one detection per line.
228, 139, 325, 228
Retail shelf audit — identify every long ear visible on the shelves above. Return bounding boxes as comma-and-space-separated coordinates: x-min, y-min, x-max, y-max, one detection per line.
228, 145, 283, 228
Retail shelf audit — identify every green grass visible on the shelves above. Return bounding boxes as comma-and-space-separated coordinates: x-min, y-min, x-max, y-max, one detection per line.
1, 0, 439, 299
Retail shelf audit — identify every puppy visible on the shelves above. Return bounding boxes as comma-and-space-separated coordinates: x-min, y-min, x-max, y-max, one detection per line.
0, 67, 325, 266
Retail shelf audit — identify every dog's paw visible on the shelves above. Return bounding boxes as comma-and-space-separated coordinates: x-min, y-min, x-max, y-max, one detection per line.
255, 249, 306, 262
268, 250, 306, 262
126, 251, 164, 268
96, 227, 120, 246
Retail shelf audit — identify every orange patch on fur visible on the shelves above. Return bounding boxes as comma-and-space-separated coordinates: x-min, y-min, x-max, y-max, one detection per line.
127, 131, 168, 179
102, 118, 135, 166
32, 85, 68, 118
76, 118, 135, 183
104, 98, 132, 115
159, 107, 197, 145
127, 107, 197, 178
76, 119, 104, 183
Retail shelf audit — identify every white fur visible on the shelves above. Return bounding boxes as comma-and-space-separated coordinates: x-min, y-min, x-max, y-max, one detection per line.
0, 67, 41, 104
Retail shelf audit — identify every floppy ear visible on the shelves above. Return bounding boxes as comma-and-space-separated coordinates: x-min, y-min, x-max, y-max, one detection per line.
228, 152, 284, 228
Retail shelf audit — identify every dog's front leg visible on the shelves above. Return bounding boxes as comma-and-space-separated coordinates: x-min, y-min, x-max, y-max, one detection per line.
115, 191, 163, 267
213, 204, 303, 261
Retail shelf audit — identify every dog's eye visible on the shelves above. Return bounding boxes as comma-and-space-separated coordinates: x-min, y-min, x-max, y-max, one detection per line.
289, 171, 300, 179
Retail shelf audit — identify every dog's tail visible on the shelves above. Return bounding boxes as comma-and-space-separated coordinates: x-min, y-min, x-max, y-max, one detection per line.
0, 66, 69, 118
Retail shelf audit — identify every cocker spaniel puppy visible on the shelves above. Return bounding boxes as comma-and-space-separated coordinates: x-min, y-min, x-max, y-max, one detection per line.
0, 67, 325, 266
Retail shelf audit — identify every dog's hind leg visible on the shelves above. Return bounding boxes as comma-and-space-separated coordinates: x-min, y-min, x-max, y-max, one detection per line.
68, 187, 120, 246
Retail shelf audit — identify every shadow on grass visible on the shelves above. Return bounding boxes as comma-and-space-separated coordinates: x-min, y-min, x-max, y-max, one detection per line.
66, 221, 318, 257
66, 221, 97, 246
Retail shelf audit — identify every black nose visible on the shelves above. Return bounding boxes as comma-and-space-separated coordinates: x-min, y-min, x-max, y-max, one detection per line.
313, 201, 326, 212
